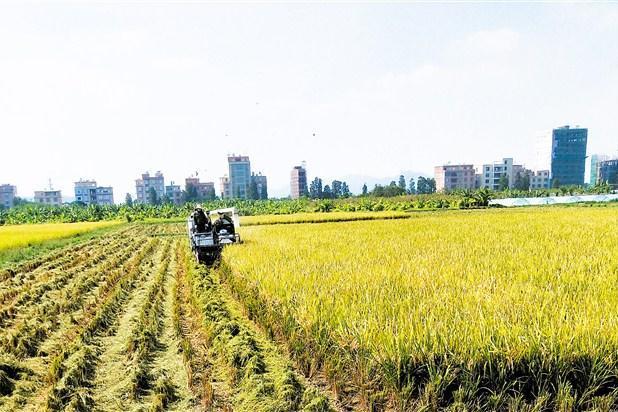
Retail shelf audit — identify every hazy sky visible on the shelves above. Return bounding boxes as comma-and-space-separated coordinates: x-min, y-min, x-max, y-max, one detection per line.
1, 2, 617, 200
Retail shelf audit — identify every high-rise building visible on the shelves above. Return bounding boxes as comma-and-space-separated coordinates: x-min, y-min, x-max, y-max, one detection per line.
550, 126, 588, 187
228, 155, 251, 199
290, 164, 308, 199
219, 176, 231, 199
135, 171, 165, 204
434, 164, 475, 191
165, 182, 183, 205
0, 184, 16, 208
35, 190, 62, 206
74, 179, 114, 205
251, 173, 268, 199
590, 154, 610, 186
598, 159, 618, 189
185, 177, 215, 200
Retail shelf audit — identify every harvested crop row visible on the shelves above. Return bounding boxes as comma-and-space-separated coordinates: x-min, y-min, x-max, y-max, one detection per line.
181, 243, 333, 412
0, 225, 135, 282
124, 239, 172, 400
1, 237, 146, 359
0, 235, 137, 328
173, 240, 232, 411
0, 225, 137, 299
44, 239, 160, 411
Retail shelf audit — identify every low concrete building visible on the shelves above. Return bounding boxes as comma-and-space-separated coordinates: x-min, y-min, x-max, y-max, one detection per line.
434, 164, 476, 191
35, 190, 62, 206
165, 183, 183, 205
529, 170, 551, 190
185, 177, 215, 200
136, 171, 164, 204
219, 176, 231, 199
0, 184, 16, 208
74, 179, 114, 205
252, 173, 268, 199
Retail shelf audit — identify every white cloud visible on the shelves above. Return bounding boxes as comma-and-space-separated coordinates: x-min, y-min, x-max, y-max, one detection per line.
453, 28, 521, 59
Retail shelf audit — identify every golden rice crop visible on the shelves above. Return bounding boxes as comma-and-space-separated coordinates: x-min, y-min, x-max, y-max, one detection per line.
240, 210, 413, 226
0, 221, 122, 252
221, 207, 618, 409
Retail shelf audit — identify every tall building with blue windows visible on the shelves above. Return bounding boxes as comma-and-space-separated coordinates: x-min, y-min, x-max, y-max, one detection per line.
598, 159, 618, 189
550, 126, 588, 187
228, 155, 251, 199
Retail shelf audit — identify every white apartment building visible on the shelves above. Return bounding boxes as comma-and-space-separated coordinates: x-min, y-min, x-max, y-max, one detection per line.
476, 158, 527, 190
529, 170, 551, 190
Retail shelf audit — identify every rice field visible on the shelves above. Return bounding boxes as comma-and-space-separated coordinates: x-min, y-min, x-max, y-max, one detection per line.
0, 221, 122, 252
221, 207, 618, 410
1, 208, 617, 411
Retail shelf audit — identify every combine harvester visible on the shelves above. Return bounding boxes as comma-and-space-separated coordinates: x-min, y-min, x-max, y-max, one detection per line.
187, 206, 241, 265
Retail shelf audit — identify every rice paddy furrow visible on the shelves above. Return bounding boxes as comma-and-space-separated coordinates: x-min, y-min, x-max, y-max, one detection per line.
43, 238, 162, 411
1, 238, 146, 359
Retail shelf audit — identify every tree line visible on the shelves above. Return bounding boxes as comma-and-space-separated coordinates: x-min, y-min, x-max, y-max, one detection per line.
359, 175, 437, 197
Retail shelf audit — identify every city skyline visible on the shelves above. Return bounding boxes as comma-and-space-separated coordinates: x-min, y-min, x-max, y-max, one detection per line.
1, 4, 618, 199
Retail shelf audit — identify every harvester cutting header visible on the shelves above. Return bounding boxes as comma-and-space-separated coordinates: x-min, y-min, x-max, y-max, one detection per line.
187, 206, 241, 265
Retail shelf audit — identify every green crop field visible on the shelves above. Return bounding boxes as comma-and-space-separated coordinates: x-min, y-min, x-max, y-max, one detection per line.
0, 208, 617, 411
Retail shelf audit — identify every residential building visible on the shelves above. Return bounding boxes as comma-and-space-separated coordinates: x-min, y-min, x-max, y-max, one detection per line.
185, 177, 215, 200
74, 179, 114, 205
590, 154, 610, 186
135, 171, 165, 204
251, 173, 268, 199
34, 190, 62, 206
219, 176, 231, 199
598, 159, 618, 189
551, 126, 588, 186
290, 164, 308, 199
477, 158, 522, 191
228, 155, 251, 199
529, 170, 551, 190
434, 164, 476, 191
0, 184, 16, 208
94, 187, 114, 205
165, 182, 183, 205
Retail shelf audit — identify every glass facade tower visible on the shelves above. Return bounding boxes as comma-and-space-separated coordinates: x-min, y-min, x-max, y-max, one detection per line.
228, 155, 251, 199
550, 126, 587, 186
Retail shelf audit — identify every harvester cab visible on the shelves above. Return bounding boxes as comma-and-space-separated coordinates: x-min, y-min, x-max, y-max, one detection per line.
187, 206, 241, 265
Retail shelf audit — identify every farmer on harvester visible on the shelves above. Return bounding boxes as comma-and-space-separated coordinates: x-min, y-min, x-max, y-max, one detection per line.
193, 207, 212, 233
